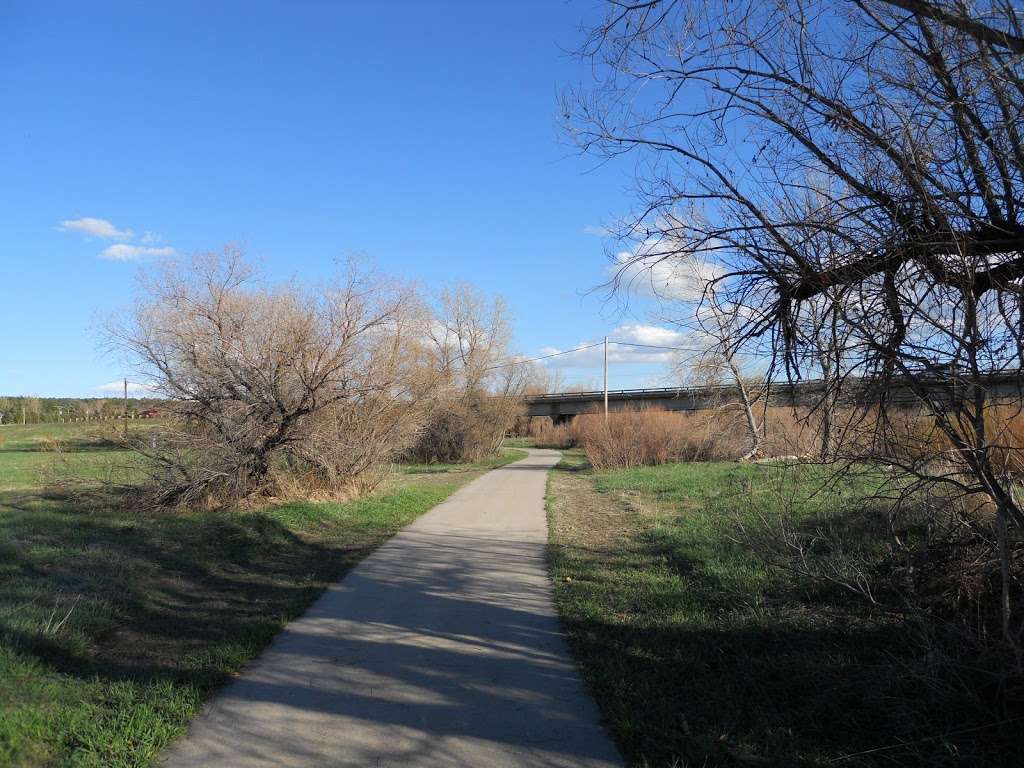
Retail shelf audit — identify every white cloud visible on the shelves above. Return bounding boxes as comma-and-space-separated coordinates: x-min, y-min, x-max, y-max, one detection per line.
536, 323, 699, 369
96, 380, 156, 395
100, 244, 177, 261
613, 243, 726, 302
58, 217, 133, 240
583, 224, 609, 237
607, 211, 728, 303
615, 323, 689, 347
58, 215, 177, 261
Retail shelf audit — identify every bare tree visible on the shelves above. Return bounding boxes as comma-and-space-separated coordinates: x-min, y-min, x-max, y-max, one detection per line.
23, 397, 41, 424
669, 299, 766, 460
109, 248, 435, 507
569, 0, 1024, 652
409, 284, 527, 462
524, 363, 567, 396
427, 284, 515, 391
776, 184, 858, 460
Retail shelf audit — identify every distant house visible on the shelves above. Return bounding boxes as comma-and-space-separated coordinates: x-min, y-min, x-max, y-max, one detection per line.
139, 408, 163, 419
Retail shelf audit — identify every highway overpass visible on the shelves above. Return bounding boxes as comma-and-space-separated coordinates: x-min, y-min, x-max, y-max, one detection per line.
524, 374, 1024, 423
524, 384, 813, 422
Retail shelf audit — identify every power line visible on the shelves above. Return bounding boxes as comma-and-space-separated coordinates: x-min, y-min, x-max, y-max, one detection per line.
484, 341, 604, 370
608, 340, 706, 354
485, 337, 709, 371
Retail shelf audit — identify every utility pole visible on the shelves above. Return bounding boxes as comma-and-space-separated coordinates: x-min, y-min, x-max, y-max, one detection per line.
123, 378, 129, 442
603, 336, 609, 422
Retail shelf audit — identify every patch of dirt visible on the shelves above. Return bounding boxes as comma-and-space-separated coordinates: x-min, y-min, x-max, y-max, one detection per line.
548, 467, 644, 552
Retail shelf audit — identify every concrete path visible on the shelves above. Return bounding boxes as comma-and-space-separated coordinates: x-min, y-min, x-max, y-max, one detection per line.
162, 449, 622, 768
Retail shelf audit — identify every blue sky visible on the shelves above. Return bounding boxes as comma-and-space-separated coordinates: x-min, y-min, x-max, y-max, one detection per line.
0, 0, 687, 397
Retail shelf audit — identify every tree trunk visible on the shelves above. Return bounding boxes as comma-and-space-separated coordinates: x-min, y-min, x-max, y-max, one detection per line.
727, 355, 761, 461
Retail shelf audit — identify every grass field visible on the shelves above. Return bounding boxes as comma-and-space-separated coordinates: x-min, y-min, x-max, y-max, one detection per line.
0, 421, 526, 767
0, 423, 143, 490
547, 451, 1019, 767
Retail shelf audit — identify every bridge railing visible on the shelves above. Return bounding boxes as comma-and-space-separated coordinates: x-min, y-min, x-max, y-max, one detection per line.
523, 382, 821, 403
523, 371, 1024, 404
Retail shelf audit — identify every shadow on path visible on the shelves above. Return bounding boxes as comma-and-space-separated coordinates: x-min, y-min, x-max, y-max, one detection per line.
162, 449, 621, 768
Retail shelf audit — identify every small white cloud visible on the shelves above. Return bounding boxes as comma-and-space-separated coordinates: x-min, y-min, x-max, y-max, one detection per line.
140, 230, 162, 244
614, 323, 689, 347
96, 380, 156, 395
58, 217, 133, 240
536, 324, 697, 369
608, 211, 728, 303
583, 224, 609, 237
613, 244, 725, 302
100, 244, 177, 261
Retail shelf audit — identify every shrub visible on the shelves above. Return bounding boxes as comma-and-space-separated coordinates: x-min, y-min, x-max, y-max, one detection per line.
530, 407, 816, 468
35, 436, 66, 453
574, 410, 678, 469
570, 408, 746, 469
405, 394, 522, 464
803, 402, 1024, 476
403, 284, 526, 464
528, 417, 576, 449
108, 250, 438, 508
760, 406, 821, 458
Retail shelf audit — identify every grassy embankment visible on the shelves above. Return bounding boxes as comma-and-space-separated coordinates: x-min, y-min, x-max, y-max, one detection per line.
547, 450, 1019, 767
0, 421, 526, 767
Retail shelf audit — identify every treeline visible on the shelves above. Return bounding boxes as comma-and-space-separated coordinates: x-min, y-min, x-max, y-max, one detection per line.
0, 396, 164, 425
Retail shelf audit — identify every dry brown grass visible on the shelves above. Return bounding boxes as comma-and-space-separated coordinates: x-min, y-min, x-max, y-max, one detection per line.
528, 417, 575, 449
575, 410, 689, 469
805, 402, 1024, 478
759, 406, 820, 456
531, 407, 811, 467
35, 436, 67, 453
528, 402, 1024, 471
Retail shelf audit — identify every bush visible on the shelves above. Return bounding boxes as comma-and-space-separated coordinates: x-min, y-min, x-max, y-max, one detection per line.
528, 417, 576, 449
532, 406, 833, 469
109, 250, 438, 508
760, 406, 822, 458
35, 436, 66, 453
402, 284, 526, 464
405, 394, 523, 463
570, 408, 747, 469
529, 408, 801, 467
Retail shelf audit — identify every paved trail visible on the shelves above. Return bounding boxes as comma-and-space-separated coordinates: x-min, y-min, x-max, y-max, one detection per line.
163, 449, 622, 768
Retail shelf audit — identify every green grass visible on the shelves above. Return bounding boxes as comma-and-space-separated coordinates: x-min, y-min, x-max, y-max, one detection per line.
0, 424, 124, 491
547, 453, 1018, 767
0, 422, 524, 767
396, 447, 528, 475
500, 436, 536, 449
